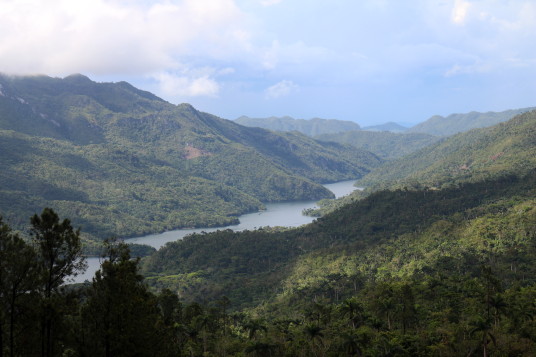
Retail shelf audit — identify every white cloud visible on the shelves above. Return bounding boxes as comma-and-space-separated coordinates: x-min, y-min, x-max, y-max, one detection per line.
265, 80, 298, 99
260, 0, 282, 6
451, 0, 471, 24
153, 65, 235, 97
155, 72, 220, 97
0, 0, 249, 76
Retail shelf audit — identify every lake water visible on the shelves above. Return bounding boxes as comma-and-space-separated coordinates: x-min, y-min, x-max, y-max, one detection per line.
73, 180, 358, 283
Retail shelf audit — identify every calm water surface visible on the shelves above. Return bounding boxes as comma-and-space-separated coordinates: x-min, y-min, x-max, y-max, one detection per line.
75, 180, 358, 283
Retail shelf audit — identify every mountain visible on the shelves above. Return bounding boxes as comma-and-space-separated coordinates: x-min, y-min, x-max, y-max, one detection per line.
0, 74, 381, 241
234, 115, 361, 136
407, 107, 536, 136
361, 121, 407, 132
358, 110, 536, 189
139, 113, 536, 353
315, 130, 439, 160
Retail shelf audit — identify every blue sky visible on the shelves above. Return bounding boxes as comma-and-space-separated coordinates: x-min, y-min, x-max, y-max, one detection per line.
1, 0, 535, 126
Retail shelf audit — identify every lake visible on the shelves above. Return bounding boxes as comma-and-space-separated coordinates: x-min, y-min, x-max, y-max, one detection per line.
72, 180, 358, 283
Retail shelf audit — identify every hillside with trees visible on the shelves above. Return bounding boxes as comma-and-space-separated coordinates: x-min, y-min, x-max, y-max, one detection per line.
316, 130, 439, 160
0, 74, 381, 243
139, 169, 536, 355
361, 121, 408, 132
357, 110, 536, 190
406, 107, 535, 136
3, 171, 536, 355
234, 115, 361, 136
2, 109, 536, 355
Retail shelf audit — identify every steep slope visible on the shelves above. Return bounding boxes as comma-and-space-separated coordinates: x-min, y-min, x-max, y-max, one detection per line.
316, 130, 439, 160
407, 106, 535, 136
234, 115, 361, 136
358, 110, 536, 189
0, 74, 381, 240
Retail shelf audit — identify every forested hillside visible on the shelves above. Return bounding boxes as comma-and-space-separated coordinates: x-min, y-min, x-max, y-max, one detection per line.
4, 171, 534, 356
407, 106, 535, 136
132, 112, 536, 354
361, 121, 408, 132
316, 130, 439, 160
234, 115, 361, 136
358, 110, 536, 190
0, 74, 380, 242
140, 169, 536, 355
3, 105, 536, 355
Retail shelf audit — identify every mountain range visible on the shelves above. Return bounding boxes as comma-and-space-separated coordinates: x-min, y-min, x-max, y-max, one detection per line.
358, 110, 536, 189
234, 115, 361, 136
361, 121, 408, 132
0, 74, 380, 243
140, 111, 536, 356
407, 107, 536, 136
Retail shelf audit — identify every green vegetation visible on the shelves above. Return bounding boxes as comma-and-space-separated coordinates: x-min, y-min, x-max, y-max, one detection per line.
234, 115, 361, 136
139, 169, 536, 355
2, 75, 536, 355
306, 110, 536, 218
358, 110, 536, 190
316, 130, 439, 160
0, 74, 381, 244
3, 168, 536, 355
406, 106, 535, 136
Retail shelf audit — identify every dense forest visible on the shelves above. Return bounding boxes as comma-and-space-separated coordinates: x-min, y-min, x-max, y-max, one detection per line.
2, 169, 536, 356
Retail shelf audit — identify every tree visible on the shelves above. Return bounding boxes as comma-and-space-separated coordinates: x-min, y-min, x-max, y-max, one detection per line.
30, 208, 86, 357
469, 317, 496, 357
0, 217, 39, 357
81, 238, 171, 357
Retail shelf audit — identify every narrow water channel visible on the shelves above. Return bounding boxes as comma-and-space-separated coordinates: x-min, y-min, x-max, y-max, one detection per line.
73, 180, 358, 283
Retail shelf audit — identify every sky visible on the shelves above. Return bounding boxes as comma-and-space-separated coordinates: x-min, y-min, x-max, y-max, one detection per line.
0, 0, 535, 126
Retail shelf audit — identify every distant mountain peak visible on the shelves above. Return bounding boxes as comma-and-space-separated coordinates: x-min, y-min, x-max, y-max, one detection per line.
362, 122, 407, 133
64, 73, 92, 83
234, 115, 361, 136
408, 107, 536, 136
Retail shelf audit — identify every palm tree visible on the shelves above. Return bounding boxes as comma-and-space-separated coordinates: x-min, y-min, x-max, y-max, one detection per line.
244, 341, 277, 357
304, 324, 324, 356
243, 318, 267, 340
339, 297, 365, 329
489, 294, 507, 328
469, 317, 496, 357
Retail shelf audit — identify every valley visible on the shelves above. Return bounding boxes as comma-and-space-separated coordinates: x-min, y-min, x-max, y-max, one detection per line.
1, 74, 535, 356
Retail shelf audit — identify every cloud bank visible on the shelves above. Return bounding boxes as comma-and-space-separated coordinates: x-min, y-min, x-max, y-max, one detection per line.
0, 0, 534, 123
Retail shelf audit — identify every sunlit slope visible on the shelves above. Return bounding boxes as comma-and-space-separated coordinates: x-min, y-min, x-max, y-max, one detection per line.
358, 110, 536, 189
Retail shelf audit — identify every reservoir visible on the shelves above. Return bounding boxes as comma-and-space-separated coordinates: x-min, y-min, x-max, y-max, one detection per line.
73, 180, 358, 283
